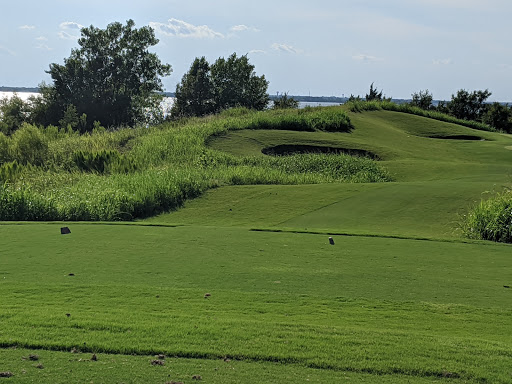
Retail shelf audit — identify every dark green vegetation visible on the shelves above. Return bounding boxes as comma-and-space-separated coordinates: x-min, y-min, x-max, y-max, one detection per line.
0, 107, 382, 221
2, 106, 512, 383
0, 20, 171, 133
171, 54, 269, 118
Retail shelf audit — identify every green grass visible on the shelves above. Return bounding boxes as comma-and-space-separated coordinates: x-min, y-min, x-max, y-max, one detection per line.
1, 224, 512, 383
3, 107, 512, 382
0, 108, 387, 221
1, 349, 457, 384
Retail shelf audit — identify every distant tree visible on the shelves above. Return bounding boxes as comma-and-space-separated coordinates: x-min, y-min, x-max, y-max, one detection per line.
40, 19, 171, 130
171, 53, 269, 118
365, 83, 384, 101
483, 102, 511, 132
272, 93, 299, 109
0, 94, 31, 134
410, 90, 433, 110
347, 94, 362, 102
210, 53, 269, 111
447, 89, 491, 121
171, 57, 215, 118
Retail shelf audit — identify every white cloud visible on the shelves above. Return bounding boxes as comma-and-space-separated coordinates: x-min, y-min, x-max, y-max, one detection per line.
230, 25, 260, 32
0, 46, 16, 56
59, 21, 84, 40
150, 19, 223, 39
19, 25, 35, 30
352, 54, 383, 62
249, 49, 267, 55
433, 58, 453, 65
271, 43, 302, 54
60, 21, 83, 30
36, 36, 48, 41
36, 43, 52, 51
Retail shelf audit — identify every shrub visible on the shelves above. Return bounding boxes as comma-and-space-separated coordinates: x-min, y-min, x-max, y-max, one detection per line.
461, 190, 512, 243
10, 123, 49, 165
272, 93, 299, 109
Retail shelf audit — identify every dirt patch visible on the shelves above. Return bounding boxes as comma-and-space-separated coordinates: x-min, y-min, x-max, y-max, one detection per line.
262, 144, 379, 159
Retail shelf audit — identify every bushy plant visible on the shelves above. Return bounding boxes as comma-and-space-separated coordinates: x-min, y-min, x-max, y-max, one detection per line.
461, 190, 512, 243
272, 93, 299, 109
0, 94, 31, 134
10, 123, 49, 165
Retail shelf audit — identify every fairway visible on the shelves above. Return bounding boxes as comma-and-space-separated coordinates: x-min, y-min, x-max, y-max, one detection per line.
2, 109, 512, 383
1, 224, 512, 383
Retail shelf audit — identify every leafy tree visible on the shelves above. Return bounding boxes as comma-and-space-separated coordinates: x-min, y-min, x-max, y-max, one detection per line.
483, 102, 511, 132
171, 57, 215, 118
272, 93, 299, 109
210, 53, 269, 111
447, 89, 491, 121
171, 53, 269, 118
42, 19, 171, 130
0, 94, 31, 134
410, 90, 433, 110
365, 83, 384, 101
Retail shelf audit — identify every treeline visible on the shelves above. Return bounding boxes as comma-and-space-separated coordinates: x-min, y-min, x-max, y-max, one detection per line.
347, 85, 511, 133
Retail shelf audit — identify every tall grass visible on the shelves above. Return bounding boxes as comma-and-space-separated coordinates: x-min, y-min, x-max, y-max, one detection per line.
461, 190, 512, 243
222, 106, 353, 133
0, 107, 389, 221
346, 100, 494, 132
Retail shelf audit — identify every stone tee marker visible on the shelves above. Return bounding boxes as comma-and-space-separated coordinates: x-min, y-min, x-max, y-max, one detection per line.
60, 227, 71, 235
329, 237, 335, 245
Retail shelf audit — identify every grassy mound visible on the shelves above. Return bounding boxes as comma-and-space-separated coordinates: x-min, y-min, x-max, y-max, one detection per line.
345, 100, 494, 132
0, 107, 388, 221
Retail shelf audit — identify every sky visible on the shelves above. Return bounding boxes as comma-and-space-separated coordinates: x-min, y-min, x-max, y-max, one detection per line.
1, 0, 511, 101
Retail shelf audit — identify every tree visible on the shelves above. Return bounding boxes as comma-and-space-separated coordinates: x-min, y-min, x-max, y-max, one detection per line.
171, 57, 215, 118
210, 53, 269, 111
42, 19, 171, 130
483, 102, 511, 132
171, 53, 269, 118
365, 83, 383, 101
272, 93, 299, 109
447, 89, 491, 121
0, 94, 31, 134
410, 90, 433, 110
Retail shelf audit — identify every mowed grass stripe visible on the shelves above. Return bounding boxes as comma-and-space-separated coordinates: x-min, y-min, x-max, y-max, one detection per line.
0, 348, 464, 384
144, 181, 503, 240
1, 224, 512, 382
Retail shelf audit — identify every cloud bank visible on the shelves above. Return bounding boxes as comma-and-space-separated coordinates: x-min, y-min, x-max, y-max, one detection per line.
59, 21, 84, 40
150, 19, 224, 39
271, 43, 302, 54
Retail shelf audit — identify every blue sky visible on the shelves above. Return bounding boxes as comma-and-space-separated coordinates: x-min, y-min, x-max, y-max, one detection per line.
1, 0, 511, 101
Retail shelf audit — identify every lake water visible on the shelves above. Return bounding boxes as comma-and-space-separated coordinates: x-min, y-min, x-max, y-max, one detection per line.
0, 91, 40, 101
1, 92, 341, 113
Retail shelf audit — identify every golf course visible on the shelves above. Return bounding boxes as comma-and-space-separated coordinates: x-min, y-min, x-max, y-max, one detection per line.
1, 105, 512, 383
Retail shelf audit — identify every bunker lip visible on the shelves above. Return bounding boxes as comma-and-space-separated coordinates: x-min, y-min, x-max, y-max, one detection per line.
261, 144, 380, 159
427, 134, 484, 141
